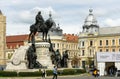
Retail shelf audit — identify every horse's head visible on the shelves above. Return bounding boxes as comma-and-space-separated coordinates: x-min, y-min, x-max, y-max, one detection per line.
45, 18, 54, 29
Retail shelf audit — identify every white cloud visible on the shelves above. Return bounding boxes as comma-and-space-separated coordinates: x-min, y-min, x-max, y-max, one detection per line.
6, 23, 30, 35
6, 6, 59, 35
61, 24, 82, 34
8, 6, 57, 24
104, 18, 120, 26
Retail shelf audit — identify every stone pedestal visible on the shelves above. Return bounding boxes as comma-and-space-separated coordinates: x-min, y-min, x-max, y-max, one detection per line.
68, 60, 72, 68
6, 46, 29, 70
35, 42, 53, 69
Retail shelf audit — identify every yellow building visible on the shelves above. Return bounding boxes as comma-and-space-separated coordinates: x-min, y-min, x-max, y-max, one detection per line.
78, 9, 120, 69
0, 10, 6, 67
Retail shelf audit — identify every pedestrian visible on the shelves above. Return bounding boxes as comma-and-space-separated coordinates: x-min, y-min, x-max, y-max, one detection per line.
41, 68, 46, 79
52, 66, 58, 79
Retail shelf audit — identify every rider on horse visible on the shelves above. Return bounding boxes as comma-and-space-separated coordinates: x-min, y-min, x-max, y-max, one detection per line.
28, 11, 54, 43
35, 11, 45, 32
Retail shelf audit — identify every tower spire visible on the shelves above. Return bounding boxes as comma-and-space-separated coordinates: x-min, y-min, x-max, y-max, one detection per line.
49, 11, 52, 18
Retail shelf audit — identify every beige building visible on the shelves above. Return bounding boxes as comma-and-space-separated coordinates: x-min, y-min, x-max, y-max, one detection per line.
0, 10, 6, 67
78, 9, 120, 70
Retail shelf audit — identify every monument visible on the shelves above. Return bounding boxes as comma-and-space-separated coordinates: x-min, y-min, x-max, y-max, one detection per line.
6, 11, 54, 70
6, 11, 71, 70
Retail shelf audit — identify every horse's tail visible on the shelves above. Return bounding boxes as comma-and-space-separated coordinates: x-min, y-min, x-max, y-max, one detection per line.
30, 24, 34, 31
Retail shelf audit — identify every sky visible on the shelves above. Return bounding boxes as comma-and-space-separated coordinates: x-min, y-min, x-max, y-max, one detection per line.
0, 0, 120, 35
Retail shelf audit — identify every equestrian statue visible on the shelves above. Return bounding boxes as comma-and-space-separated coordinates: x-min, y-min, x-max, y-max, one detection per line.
28, 11, 54, 43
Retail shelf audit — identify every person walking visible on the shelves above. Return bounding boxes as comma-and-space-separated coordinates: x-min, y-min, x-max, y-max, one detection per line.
52, 66, 58, 79
41, 68, 46, 79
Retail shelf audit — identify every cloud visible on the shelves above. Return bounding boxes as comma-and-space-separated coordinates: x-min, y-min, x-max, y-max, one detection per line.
6, 23, 30, 35
104, 18, 120, 26
6, 6, 59, 35
8, 6, 57, 24
60, 24, 82, 34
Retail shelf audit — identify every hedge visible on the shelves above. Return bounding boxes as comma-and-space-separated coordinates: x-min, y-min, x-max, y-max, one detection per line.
75, 69, 86, 74
0, 71, 17, 77
0, 68, 86, 77
19, 71, 41, 77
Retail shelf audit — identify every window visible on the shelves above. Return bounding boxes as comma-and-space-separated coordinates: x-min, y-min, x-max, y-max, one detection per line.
106, 49, 109, 52
100, 49, 102, 52
106, 40, 108, 46
82, 41, 84, 46
57, 43, 59, 48
66, 44, 68, 49
52, 43, 55, 48
100, 40, 102, 46
112, 49, 115, 52
82, 61, 85, 69
90, 40, 93, 46
112, 39, 115, 45
82, 50, 85, 56
119, 39, 120, 45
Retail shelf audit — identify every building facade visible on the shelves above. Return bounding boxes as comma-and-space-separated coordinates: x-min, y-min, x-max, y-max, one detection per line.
6, 34, 28, 59
0, 10, 6, 67
78, 9, 120, 72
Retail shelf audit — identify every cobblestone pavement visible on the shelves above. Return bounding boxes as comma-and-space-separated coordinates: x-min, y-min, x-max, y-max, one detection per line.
0, 74, 120, 79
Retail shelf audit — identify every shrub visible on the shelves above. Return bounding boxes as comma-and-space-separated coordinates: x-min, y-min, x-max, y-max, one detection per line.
62, 69, 75, 75
57, 70, 63, 75
75, 69, 86, 74
19, 71, 41, 77
0, 71, 17, 77
46, 70, 53, 76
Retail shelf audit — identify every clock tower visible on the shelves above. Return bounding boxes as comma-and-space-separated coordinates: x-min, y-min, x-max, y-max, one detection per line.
0, 10, 6, 66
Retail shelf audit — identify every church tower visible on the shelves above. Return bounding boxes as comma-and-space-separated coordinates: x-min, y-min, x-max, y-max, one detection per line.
0, 10, 6, 66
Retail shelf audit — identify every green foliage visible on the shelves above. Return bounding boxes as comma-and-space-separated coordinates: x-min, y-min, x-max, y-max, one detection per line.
62, 69, 75, 75
0, 69, 86, 77
0, 71, 17, 77
46, 70, 53, 76
57, 70, 63, 75
18, 71, 41, 77
60, 69, 86, 75
75, 69, 86, 74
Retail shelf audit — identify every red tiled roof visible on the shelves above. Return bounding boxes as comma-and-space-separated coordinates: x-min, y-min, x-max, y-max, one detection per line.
6, 34, 28, 49
63, 34, 78, 42
6, 34, 28, 42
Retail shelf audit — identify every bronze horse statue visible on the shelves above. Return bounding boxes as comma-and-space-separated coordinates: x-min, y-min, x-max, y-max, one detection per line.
28, 14, 53, 43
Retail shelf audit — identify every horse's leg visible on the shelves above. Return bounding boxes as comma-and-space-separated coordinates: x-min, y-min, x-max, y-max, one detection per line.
32, 31, 36, 44
28, 32, 32, 43
45, 32, 48, 42
42, 32, 45, 41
